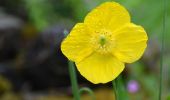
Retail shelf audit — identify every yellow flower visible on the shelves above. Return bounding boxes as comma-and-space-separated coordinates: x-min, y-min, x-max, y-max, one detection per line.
61, 2, 148, 84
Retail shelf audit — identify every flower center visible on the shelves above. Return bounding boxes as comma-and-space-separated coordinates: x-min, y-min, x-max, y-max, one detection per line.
90, 29, 115, 54
99, 35, 107, 46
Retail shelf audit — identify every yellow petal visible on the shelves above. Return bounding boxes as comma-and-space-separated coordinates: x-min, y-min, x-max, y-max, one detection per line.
61, 23, 94, 62
76, 52, 125, 84
84, 2, 130, 31
113, 23, 148, 63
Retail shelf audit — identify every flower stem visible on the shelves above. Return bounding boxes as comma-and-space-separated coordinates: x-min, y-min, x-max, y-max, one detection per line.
159, 0, 167, 99
79, 87, 96, 100
112, 75, 129, 100
112, 80, 118, 100
68, 61, 80, 100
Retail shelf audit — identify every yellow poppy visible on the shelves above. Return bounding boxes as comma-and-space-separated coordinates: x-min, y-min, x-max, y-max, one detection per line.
61, 2, 148, 84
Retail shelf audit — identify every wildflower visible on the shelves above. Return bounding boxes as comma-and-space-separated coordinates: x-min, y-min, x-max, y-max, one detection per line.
61, 2, 148, 84
127, 80, 140, 93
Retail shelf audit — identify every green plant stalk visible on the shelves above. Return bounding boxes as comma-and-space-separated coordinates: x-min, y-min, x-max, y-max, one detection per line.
112, 80, 118, 100
159, 0, 167, 99
112, 75, 129, 100
68, 61, 80, 100
79, 87, 96, 100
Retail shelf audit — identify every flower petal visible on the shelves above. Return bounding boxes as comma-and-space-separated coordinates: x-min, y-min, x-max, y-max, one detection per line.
113, 23, 148, 63
84, 2, 130, 30
76, 52, 125, 84
61, 23, 94, 62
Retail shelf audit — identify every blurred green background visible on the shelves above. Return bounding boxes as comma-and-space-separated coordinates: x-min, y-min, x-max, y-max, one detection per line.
0, 0, 169, 100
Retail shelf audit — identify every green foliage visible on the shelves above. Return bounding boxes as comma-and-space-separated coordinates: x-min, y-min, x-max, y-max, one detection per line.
24, 0, 57, 30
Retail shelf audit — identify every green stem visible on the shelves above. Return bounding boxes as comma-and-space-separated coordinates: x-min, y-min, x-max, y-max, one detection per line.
112, 80, 118, 100
112, 75, 129, 100
79, 87, 96, 100
159, 0, 167, 99
68, 61, 80, 100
